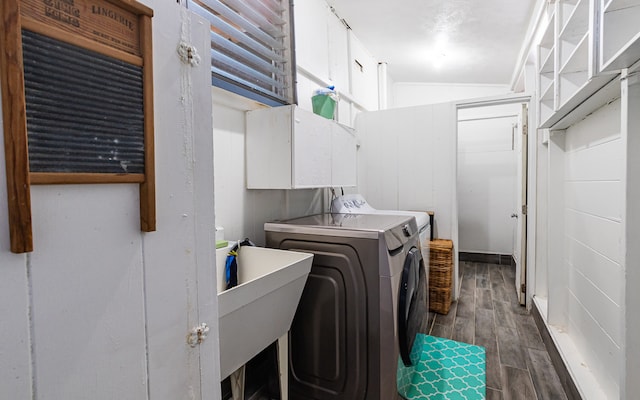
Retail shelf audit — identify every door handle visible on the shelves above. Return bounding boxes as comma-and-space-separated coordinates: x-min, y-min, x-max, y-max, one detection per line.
511, 213, 518, 218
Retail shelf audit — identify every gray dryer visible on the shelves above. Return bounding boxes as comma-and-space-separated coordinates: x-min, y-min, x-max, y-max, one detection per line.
265, 213, 429, 400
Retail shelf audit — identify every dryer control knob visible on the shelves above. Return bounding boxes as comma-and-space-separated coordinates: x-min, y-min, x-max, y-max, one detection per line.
402, 224, 412, 237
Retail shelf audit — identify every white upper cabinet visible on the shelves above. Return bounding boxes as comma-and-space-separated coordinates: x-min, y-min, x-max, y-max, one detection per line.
293, 0, 379, 127
599, 0, 640, 72
292, 108, 333, 188
246, 105, 357, 189
331, 123, 357, 187
293, 0, 330, 82
327, 12, 350, 96
349, 32, 379, 111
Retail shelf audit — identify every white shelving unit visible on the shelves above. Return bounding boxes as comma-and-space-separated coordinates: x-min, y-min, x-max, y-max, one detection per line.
556, 0, 594, 111
557, 0, 591, 110
600, 0, 640, 72
538, 0, 614, 129
537, 8, 556, 126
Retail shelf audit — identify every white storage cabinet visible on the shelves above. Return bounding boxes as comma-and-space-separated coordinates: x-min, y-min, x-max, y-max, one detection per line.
246, 105, 356, 189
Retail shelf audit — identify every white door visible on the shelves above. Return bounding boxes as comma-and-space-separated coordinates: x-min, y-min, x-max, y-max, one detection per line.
458, 110, 519, 257
513, 105, 529, 305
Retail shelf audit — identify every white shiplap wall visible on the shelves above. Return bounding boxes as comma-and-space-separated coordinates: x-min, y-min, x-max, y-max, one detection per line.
563, 99, 623, 399
356, 102, 460, 297
622, 72, 640, 400
0, 4, 221, 399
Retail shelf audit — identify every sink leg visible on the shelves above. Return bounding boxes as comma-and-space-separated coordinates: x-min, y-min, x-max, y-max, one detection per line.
277, 333, 288, 400
230, 365, 245, 400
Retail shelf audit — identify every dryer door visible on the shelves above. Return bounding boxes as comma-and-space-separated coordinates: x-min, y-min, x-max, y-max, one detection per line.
398, 246, 423, 366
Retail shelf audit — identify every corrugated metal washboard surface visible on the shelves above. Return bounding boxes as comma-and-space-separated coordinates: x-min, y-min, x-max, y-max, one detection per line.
21, 29, 145, 174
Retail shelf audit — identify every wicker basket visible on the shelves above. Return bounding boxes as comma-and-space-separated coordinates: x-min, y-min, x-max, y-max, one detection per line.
429, 287, 452, 315
428, 239, 453, 315
429, 239, 453, 264
429, 265, 452, 289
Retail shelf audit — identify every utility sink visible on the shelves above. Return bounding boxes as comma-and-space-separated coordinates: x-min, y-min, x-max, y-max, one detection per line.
216, 245, 313, 380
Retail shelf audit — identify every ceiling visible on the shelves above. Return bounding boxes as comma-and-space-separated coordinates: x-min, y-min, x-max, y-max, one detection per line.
325, 0, 538, 85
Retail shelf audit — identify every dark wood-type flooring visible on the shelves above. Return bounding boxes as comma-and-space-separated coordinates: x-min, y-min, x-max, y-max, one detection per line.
427, 261, 567, 400
248, 260, 568, 400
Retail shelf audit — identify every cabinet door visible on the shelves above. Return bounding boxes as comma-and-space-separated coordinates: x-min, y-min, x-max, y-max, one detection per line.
331, 124, 357, 187
246, 106, 294, 189
292, 108, 332, 188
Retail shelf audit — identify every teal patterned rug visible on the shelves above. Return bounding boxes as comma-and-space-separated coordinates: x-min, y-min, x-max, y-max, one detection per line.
397, 334, 486, 400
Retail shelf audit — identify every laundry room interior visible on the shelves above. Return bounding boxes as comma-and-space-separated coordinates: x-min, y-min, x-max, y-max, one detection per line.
1, 0, 638, 399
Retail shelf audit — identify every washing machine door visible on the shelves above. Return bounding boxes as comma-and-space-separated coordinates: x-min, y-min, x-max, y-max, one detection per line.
398, 246, 423, 366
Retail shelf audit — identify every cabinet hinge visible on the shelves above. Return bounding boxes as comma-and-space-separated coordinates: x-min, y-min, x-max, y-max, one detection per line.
522, 204, 528, 215
521, 283, 527, 294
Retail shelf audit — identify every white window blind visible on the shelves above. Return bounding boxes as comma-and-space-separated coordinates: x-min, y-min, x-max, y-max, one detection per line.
188, 0, 295, 105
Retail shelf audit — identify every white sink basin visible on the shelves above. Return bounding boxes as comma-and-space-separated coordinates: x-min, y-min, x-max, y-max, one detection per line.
216, 245, 313, 380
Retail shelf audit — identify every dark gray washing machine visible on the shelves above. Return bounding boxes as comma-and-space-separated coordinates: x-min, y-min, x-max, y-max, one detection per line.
264, 213, 429, 400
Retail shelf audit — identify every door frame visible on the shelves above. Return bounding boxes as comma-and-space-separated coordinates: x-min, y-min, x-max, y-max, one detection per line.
518, 104, 529, 305
455, 93, 533, 307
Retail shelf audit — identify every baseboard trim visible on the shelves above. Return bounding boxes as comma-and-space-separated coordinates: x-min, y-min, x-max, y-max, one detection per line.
531, 299, 582, 400
459, 252, 513, 266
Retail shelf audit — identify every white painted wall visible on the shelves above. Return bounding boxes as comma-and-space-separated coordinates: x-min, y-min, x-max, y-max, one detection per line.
562, 99, 623, 399
0, 4, 220, 399
392, 82, 510, 109
457, 108, 518, 254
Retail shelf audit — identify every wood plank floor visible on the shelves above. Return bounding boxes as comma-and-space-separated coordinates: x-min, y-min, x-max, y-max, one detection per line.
428, 261, 567, 400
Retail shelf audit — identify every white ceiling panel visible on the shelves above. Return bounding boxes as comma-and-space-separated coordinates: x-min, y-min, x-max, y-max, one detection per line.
325, 0, 537, 84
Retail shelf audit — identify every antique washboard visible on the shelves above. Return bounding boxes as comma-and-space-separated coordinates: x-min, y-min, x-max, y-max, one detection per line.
0, 0, 154, 253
